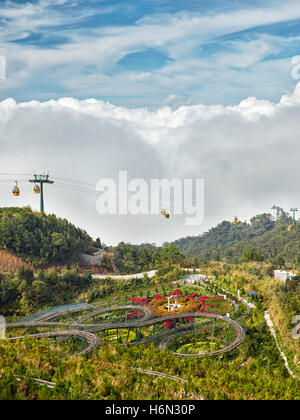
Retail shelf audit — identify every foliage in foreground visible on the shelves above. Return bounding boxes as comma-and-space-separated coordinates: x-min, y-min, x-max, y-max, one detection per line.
201, 261, 300, 376
0, 313, 298, 400
0, 258, 299, 400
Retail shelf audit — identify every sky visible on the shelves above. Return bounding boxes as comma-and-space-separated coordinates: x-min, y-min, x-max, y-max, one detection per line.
1, 0, 300, 245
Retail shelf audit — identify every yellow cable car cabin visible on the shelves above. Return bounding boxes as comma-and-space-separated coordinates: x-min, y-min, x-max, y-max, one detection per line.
161, 208, 170, 219
33, 184, 40, 194
233, 216, 238, 224
12, 182, 20, 197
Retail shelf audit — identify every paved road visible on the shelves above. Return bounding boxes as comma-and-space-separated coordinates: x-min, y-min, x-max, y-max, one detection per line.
91, 267, 203, 280
92, 270, 157, 280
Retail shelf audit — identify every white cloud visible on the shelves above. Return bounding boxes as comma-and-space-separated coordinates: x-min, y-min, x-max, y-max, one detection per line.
1, 83, 300, 244
163, 94, 179, 104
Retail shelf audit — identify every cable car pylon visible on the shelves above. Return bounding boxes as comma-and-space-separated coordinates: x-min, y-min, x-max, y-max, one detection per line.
290, 208, 298, 225
29, 174, 54, 212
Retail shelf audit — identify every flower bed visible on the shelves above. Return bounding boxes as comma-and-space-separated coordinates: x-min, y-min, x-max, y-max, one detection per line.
127, 289, 232, 318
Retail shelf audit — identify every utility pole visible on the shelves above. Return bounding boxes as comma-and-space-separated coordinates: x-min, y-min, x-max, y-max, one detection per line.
29, 174, 54, 213
290, 208, 298, 225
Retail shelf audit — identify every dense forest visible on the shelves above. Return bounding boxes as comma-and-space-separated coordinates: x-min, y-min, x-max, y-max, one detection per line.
0, 266, 93, 317
3, 206, 299, 272
169, 213, 300, 266
109, 242, 195, 274
0, 206, 196, 317
0, 259, 188, 318
0, 207, 196, 274
0, 207, 95, 266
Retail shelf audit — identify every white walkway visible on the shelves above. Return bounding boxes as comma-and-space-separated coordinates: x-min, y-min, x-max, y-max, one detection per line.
92, 270, 157, 280
92, 267, 202, 280
264, 311, 298, 380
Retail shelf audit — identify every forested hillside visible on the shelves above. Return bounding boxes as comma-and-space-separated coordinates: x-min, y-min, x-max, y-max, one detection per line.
108, 242, 195, 274
0, 207, 95, 267
0, 206, 194, 316
170, 214, 300, 266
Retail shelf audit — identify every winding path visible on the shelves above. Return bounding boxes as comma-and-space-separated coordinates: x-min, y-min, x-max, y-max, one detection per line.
7, 308, 245, 358
8, 330, 100, 358
5, 272, 248, 359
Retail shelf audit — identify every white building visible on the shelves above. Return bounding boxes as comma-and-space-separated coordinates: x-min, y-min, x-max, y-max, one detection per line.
270, 205, 285, 222
0, 315, 5, 339
274, 270, 297, 283
178, 274, 208, 285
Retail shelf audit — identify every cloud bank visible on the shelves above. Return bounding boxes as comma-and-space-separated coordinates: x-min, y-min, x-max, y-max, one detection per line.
1, 83, 300, 244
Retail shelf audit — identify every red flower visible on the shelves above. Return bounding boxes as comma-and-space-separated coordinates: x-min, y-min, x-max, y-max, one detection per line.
169, 289, 182, 297
185, 317, 194, 323
129, 297, 151, 305
125, 311, 140, 318
186, 293, 197, 300
163, 320, 175, 330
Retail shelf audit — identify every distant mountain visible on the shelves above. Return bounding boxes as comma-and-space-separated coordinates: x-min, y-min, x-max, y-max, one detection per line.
169, 213, 300, 265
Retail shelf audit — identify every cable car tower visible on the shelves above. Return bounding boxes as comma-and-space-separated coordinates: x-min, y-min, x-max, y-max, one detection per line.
29, 174, 54, 212
290, 208, 298, 225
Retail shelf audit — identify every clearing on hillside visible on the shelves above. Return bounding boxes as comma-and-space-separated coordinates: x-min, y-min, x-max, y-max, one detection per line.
0, 250, 29, 272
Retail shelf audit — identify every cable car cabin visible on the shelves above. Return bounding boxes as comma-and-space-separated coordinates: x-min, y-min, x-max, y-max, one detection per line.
161, 208, 170, 219
12, 182, 20, 196
233, 216, 238, 224
12, 187, 20, 196
33, 184, 40, 194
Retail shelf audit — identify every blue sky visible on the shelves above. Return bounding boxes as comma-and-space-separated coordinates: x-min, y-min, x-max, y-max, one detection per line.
1, 0, 300, 106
